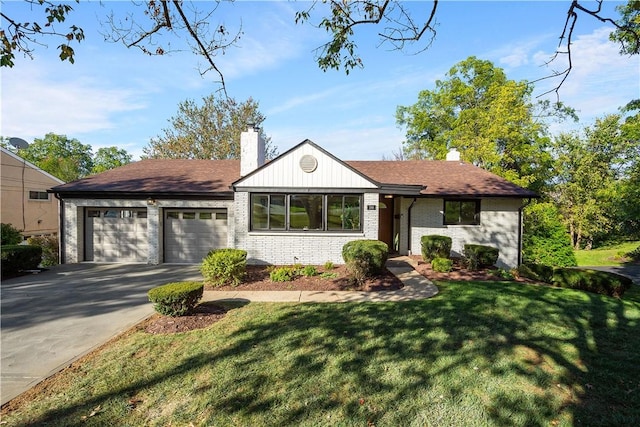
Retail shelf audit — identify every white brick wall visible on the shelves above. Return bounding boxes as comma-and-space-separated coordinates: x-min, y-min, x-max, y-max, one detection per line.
234, 192, 379, 265
62, 193, 523, 268
62, 198, 233, 264
399, 197, 523, 268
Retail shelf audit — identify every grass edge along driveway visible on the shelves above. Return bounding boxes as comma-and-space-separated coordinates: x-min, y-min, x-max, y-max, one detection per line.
2, 280, 639, 426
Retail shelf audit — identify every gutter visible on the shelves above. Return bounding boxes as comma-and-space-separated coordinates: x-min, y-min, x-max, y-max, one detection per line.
54, 192, 65, 264
407, 198, 417, 255
518, 198, 533, 266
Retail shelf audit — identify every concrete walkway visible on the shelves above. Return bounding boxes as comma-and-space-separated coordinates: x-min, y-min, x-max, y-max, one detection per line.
203, 257, 439, 303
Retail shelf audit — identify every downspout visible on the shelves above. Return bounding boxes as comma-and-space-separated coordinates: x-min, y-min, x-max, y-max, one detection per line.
518, 198, 533, 266
407, 198, 417, 255
54, 193, 65, 264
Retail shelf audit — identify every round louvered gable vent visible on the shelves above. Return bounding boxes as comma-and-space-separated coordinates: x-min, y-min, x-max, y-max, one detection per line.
299, 154, 318, 173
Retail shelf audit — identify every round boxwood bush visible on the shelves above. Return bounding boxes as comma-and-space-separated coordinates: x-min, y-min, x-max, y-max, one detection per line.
148, 281, 204, 317
421, 235, 452, 262
342, 239, 388, 282
431, 257, 453, 273
200, 248, 247, 287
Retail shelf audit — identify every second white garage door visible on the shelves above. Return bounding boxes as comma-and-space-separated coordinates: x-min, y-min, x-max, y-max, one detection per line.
164, 209, 228, 263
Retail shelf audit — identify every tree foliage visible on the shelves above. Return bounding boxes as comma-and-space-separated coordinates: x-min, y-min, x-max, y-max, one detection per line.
143, 94, 277, 160
91, 146, 132, 174
552, 114, 639, 248
610, 0, 640, 55
2, 1, 637, 94
523, 202, 576, 267
15, 133, 133, 181
18, 133, 93, 182
396, 56, 576, 191
1, 0, 84, 67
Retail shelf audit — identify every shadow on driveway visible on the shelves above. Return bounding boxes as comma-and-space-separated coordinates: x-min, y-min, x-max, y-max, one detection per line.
1, 263, 202, 404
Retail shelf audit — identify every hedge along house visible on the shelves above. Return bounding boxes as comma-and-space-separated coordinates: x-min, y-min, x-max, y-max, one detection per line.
50, 126, 537, 268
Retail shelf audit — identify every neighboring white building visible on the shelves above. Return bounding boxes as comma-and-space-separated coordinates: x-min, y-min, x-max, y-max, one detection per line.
50, 127, 537, 268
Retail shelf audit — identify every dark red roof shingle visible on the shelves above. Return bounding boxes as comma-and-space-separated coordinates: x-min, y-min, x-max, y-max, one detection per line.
52, 158, 536, 198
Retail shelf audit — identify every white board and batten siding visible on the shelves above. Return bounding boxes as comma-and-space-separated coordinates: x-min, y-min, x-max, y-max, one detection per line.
236, 143, 378, 190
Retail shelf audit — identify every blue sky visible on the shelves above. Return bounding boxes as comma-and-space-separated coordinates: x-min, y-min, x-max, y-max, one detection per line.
1, 1, 638, 161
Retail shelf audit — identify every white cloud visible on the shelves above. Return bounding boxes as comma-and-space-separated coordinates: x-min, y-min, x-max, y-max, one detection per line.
1, 62, 145, 141
214, 5, 317, 81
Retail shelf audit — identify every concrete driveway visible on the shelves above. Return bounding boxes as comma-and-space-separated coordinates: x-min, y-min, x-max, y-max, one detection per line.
1, 263, 202, 405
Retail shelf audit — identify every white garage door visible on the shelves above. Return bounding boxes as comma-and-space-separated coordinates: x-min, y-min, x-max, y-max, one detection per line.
85, 208, 148, 262
164, 209, 228, 263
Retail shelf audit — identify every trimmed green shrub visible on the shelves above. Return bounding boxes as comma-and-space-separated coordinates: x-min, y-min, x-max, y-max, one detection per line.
299, 265, 318, 277
551, 268, 633, 297
496, 268, 516, 280
521, 262, 555, 283
323, 261, 335, 270
270, 266, 298, 282
200, 249, 247, 287
420, 235, 452, 262
1, 245, 42, 277
523, 202, 576, 267
148, 281, 204, 316
431, 257, 453, 273
27, 235, 59, 266
463, 244, 499, 270
1, 223, 23, 245
342, 240, 388, 282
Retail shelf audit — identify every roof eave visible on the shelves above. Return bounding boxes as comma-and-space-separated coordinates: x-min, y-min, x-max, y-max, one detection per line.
50, 190, 235, 200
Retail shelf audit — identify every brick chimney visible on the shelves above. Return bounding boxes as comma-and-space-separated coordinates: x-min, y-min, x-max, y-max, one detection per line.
240, 124, 265, 176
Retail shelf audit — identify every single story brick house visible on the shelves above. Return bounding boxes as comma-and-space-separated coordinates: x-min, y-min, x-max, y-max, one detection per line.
50, 127, 537, 268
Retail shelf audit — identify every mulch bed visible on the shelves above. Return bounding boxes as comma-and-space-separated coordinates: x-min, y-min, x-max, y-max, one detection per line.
208, 265, 403, 292
145, 260, 539, 334
144, 302, 228, 334
145, 265, 403, 334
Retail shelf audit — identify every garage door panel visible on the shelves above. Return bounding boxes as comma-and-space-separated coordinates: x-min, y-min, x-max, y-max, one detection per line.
85, 209, 148, 262
164, 209, 228, 263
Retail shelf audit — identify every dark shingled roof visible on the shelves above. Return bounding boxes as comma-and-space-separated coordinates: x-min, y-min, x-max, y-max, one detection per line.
51, 158, 537, 198
51, 159, 239, 196
346, 160, 538, 197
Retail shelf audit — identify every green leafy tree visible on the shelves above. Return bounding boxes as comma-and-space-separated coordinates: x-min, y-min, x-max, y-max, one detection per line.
91, 147, 132, 174
1, 0, 84, 67
396, 56, 575, 192
552, 114, 638, 248
610, 0, 640, 55
523, 202, 576, 267
143, 95, 277, 160
614, 105, 640, 238
18, 133, 93, 182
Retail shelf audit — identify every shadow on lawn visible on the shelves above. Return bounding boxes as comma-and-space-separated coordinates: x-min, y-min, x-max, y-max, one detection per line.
9, 284, 640, 426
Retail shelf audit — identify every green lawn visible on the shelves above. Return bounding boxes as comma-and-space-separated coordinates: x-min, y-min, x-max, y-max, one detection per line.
3, 281, 640, 426
575, 241, 640, 266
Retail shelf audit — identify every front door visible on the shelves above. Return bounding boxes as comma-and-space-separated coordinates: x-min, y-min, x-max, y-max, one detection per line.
378, 196, 394, 251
